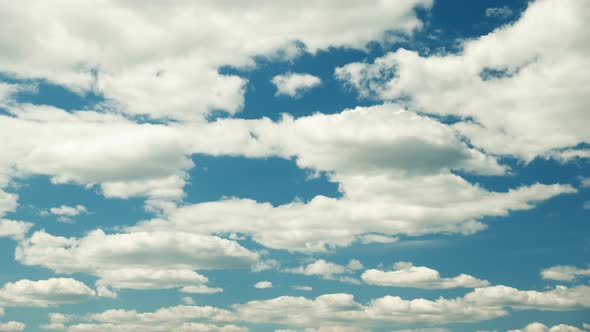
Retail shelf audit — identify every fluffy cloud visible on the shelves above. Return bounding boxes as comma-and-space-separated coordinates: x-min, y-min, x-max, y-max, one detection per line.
0, 278, 95, 307
508, 322, 585, 332
0, 321, 25, 331
0, 106, 194, 200
285, 259, 362, 283
254, 281, 273, 289
38, 284, 590, 330
42, 205, 88, 223
541, 264, 590, 282
0, 0, 432, 121
0, 219, 32, 240
16, 230, 259, 290
135, 177, 574, 252
2, 102, 574, 253
45, 305, 245, 332
0, 190, 17, 217
336, 0, 590, 161
47, 205, 88, 217
236, 285, 590, 327
272, 73, 321, 97
361, 262, 489, 289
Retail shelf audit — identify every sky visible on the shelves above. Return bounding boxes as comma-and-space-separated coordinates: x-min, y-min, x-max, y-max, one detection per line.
0, 0, 589, 331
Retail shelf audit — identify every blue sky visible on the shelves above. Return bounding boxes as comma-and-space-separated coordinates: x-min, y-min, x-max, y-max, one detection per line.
0, 0, 589, 331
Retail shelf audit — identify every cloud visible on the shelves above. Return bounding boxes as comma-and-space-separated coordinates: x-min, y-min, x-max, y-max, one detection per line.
272, 73, 321, 97
0, 0, 432, 121
0, 190, 17, 217
45, 305, 245, 332
38, 284, 590, 330
284, 259, 361, 283
254, 281, 273, 289
235, 285, 590, 327
541, 264, 590, 281
16, 230, 259, 291
181, 286, 224, 295
135, 178, 574, 253
291, 286, 312, 291
0, 321, 25, 331
361, 261, 489, 289
508, 322, 585, 332
485, 6, 514, 19
0, 278, 95, 307
42, 204, 88, 223
336, 0, 590, 161
0, 219, 32, 240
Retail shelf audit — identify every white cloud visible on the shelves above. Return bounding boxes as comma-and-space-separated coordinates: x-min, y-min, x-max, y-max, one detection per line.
42, 204, 89, 223
40, 313, 68, 330
47, 205, 88, 217
272, 73, 321, 97
181, 297, 195, 305
0, 190, 17, 217
95, 269, 208, 290
541, 264, 590, 282
135, 177, 574, 253
254, 281, 273, 289
0, 0, 432, 121
0, 219, 32, 240
235, 285, 590, 327
508, 322, 585, 332
485, 6, 514, 19
284, 259, 361, 283
0, 278, 95, 307
49, 304, 245, 332
181, 286, 224, 295
16, 230, 259, 291
0, 321, 25, 331
361, 262, 489, 289
359, 234, 399, 244
291, 286, 312, 291
336, 0, 590, 161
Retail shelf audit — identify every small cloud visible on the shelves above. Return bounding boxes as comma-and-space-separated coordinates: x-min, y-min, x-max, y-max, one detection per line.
485, 6, 513, 19
584, 201, 590, 210
291, 285, 312, 291
42, 204, 89, 223
181, 296, 195, 305
360, 234, 398, 244
254, 281, 273, 289
96, 286, 117, 299
181, 285, 223, 294
271, 72, 321, 98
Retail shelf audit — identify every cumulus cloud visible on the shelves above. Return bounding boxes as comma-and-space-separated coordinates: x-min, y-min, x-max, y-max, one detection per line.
361, 262, 489, 289
0, 219, 32, 240
45, 304, 245, 332
0, 278, 96, 307
541, 264, 590, 282
336, 0, 590, 161
284, 259, 362, 283
0, 0, 432, 121
15, 230, 258, 291
134, 177, 574, 253
0, 190, 17, 217
0, 321, 25, 331
508, 322, 585, 332
485, 6, 514, 19
254, 281, 273, 289
42, 205, 88, 223
235, 285, 590, 327
272, 73, 321, 97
